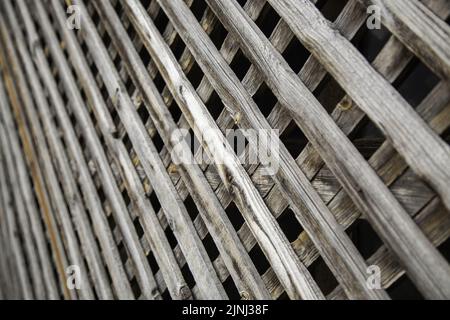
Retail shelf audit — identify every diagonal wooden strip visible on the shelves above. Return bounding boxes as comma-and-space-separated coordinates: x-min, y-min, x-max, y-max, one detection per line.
0, 16, 97, 300
151, 0, 390, 300
359, 0, 450, 80
50, 0, 203, 300
0, 48, 46, 299
123, 0, 324, 300
0, 7, 67, 298
4, 0, 135, 299
328, 196, 450, 299
28, 0, 161, 300
128, 0, 449, 299
267, 0, 450, 214
0, 81, 36, 300
0, 13, 115, 299
263, 84, 450, 299
207, 0, 450, 299
94, 0, 271, 300
71, 0, 228, 300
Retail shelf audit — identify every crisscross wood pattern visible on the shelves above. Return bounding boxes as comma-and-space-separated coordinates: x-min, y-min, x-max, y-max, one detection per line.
0, 0, 449, 300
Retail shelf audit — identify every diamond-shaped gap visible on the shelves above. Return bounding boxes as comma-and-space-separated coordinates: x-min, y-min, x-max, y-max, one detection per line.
137, 104, 150, 124
348, 114, 386, 161
96, 76, 108, 101
170, 33, 186, 61
392, 58, 440, 109
190, 0, 209, 22
148, 191, 162, 214
307, 255, 338, 296
107, 214, 117, 235
202, 233, 220, 262
277, 207, 303, 243
352, 137, 384, 160
164, 224, 178, 250
181, 263, 196, 289
313, 0, 328, 9
161, 289, 172, 300
138, 46, 152, 67
122, 132, 133, 153
185, 58, 205, 89
225, 201, 245, 231
345, 218, 383, 260
146, 250, 160, 274
100, 23, 112, 49
281, 37, 310, 74
113, 50, 123, 71
248, 242, 271, 275
184, 194, 199, 222
153, 71, 166, 94
96, 183, 107, 204
312, 74, 346, 114
252, 82, 278, 118
204, 90, 226, 120
277, 291, 290, 300
152, 129, 165, 153
125, 77, 136, 95
112, 0, 122, 12
318, 0, 349, 22
387, 274, 423, 300
139, 0, 152, 10
153, 5, 169, 34
351, 17, 391, 63
121, 188, 131, 207
279, 121, 308, 159
167, 99, 183, 124
133, 217, 145, 239
129, 276, 142, 299
205, 18, 228, 50
222, 275, 240, 300
253, 2, 281, 38
123, 15, 137, 43
229, 48, 252, 81
117, 240, 129, 265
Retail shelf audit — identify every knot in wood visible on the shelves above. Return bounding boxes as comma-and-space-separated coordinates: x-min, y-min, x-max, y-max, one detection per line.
178, 284, 191, 300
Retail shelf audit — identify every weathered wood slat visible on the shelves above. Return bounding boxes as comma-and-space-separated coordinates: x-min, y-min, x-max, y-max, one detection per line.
26, 0, 161, 300
122, 2, 446, 298
3, 1, 136, 299
267, 0, 450, 214
262, 81, 450, 299
206, 0, 450, 299
358, 0, 450, 80
0, 11, 115, 300
150, 0, 392, 300
71, 0, 228, 300
0, 7, 68, 298
328, 197, 450, 299
50, 0, 204, 301
0, 82, 35, 300
94, 0, 272, 300
122, 0, 327, 301
0, 16, 96, 301
0, 0, 449, 300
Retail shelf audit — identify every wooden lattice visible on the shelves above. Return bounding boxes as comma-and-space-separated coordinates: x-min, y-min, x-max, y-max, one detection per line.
0, 0, 449, 300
